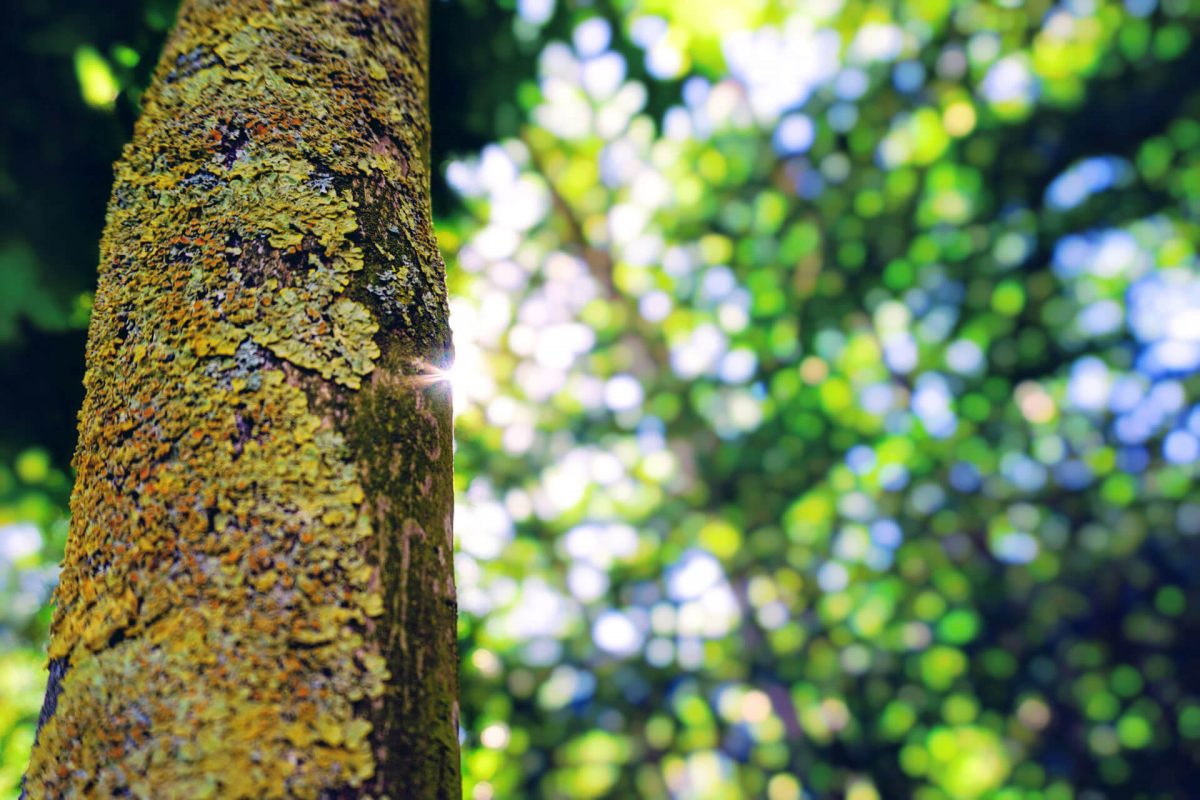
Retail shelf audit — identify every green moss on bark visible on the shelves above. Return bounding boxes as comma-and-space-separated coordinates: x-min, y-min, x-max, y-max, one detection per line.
24, 1, 458, 797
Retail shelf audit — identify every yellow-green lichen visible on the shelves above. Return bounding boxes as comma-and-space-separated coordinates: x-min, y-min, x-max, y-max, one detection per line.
24, 0, 444, 797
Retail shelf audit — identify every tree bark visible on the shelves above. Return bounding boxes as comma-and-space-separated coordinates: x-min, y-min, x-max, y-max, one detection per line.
23, 1, 459, 797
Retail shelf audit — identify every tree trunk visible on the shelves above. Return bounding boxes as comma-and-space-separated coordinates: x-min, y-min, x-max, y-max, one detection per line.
23, 1, 459, 797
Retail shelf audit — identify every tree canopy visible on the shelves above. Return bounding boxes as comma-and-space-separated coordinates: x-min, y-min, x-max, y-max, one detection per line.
3, 0, 1200, 798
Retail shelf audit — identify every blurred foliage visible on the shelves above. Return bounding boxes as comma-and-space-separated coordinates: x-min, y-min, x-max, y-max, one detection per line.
3, 0, 1200, 798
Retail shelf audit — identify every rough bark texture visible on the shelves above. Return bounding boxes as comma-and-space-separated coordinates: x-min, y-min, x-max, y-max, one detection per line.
23, 0, 459, 797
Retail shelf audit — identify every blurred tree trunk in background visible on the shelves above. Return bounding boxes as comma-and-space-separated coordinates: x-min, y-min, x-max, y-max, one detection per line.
22, 0, 459, 797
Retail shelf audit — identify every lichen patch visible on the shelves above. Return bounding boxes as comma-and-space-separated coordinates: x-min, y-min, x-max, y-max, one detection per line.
24, 0, 443, 797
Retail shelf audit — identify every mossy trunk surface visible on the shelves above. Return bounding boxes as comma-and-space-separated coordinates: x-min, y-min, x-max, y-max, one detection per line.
23, 0, 459, 797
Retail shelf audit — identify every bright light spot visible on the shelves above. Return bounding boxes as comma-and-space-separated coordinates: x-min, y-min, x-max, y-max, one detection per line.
912, 373, 957, 437
1045, 156, 1128, 211
893, 61, 925, 92
1055, 229, 1146, 279
647, 36, 686, 80
849, 23, 904, 62
981, 55, 1036, 108
640, 290, 672, 322
768, 774, 803, 800
646, 638, 674, 666
817, 561, 849, 592
574, 17, 612, 57
1067, 357, 1112, 412
757, 601, 788, 629
0, 523, 42, 563
604, 374, 644, 411
470, 649, 502, 678
456, 499, 514, 560
741, 690, 772, 723
871, 519, 903, 549
1001, 452, 1048, 491
480, 723, 511, 749
834, 68, 869, 100
501, 578, 573, 639
860, 383, 894, 415
564, 522, 639, 569
724, 390, 763, 433
1078, 299, 1124, 336
491, 176, 550, 231
630, 16, 668, 49
800, 356, 828, 384
538, 664, 595, 710
834, 525, 871, 561
593, 610, 643, 656
74, 46, 119, 109
1129, 270, 1200, 375
1017, 698, 1052, 730
774, 113, 815, 153
666, 549, 723, 601
942, 101, 977, 137
535, 323, 594, 369
671, 323, 728, 379
517, 0, 554, 25
884, 334, 918, 373
568, 563, 609, 602
718, 349, 757, 383
993, 531, 1039, 564
1016, 381, 1057, 424
945, 339, 984, 375
582, 52, 626, 100
1165, 430, 1200, 464
724, 23, 841, 121
846, 445, 875, 475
